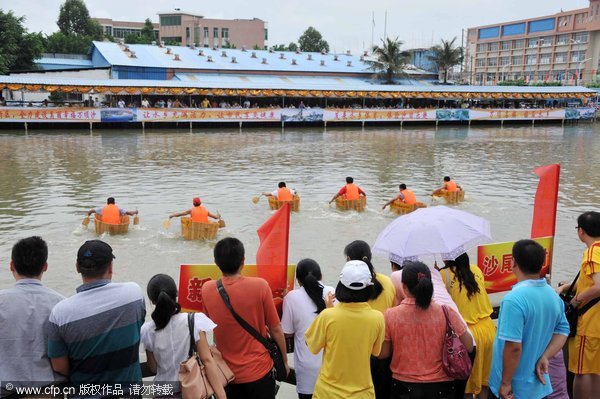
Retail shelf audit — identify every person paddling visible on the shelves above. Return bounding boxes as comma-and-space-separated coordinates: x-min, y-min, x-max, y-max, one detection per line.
432, 176, 462, 197
382, 184, 418, 210
87, 197, 138, 225
169, 197, 220, 223
262, 182, 296, 201
329, 176, 366, 204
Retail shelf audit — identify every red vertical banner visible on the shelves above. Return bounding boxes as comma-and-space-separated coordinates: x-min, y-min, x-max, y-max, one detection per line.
531, 164, 560, 239
256, 202, 290, 295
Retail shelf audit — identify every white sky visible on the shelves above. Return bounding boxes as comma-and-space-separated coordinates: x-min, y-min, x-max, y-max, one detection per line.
4, 0, 591, 52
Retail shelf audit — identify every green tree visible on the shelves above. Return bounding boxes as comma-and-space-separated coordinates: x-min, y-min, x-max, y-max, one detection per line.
222, 41, 237, 49
298, 27, 329, 53
140, 18, 155, 40
288, 42, 298, 52
57, 0, 102, 38
366, 37, 410, 84
428, 37, 463, 84
43, 32, 92, 54
272, 44, 288, 51
0, 11, 43, 74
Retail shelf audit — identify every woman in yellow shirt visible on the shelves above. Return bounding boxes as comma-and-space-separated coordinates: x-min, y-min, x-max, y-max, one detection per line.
344, 240, 396, 399
441, 253, 496, 399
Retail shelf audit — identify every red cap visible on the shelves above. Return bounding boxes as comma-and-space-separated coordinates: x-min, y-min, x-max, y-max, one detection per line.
193, 197, 201, 205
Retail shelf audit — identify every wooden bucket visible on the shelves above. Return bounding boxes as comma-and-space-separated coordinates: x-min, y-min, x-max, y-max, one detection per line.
443, 190, 465, 204
94, 215, 130, 235
390, 200, 428, 215
181, 217, 219, 240
335, 196, 367, 212
268, 195, 300, 212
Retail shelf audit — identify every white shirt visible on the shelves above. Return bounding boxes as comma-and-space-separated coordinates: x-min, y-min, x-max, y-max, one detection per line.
141, 312, 216, 385
117, 100, 125, 108
281, 284, 335, 395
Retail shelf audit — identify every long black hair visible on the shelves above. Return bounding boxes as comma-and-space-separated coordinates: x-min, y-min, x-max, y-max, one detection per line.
344, 240, 383, 300
401, 262, 434, 309
147, 274, 181, 331
296, 258, 326, 314
443, 253, 480, 299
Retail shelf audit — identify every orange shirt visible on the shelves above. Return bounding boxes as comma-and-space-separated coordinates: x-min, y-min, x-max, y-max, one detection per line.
384, 298, 467, 382
401, 189, 417, 205
202, 276, 281, 383
101, 204, 121, 224
342, 184, 360, 200
277, 187, 293, 201
445, 181, 458, 192
190, 205, 209, 223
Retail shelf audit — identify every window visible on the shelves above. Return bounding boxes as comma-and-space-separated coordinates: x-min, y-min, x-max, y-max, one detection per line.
526, 55, 537, 65
160, 15, 181, 26
558, 16, 571, 27
489, 42, 499, 51
194, 27, 200, 44
513, 39, 525, 49
500, 56, 510, 66
264, 28, 268, 41
203, 27, 209, 37
186, 27, 190, 40
213, 27, 219, 38
575, 13, 587, 24
222, 28, 229, 39
554, 52, 567, 63
161, 36, 182, 45
476, 58, 486, 67
477, 43, 488, 52
488, 57, 498, 67
571, 50, 586, 62
487, 72, 496, 82
541, 36, 553, 46
557, 34, 569, 45
540, 54, 551, 65
113, 28, 143, 38
574, 32, 588, 43
511, 55, 522, 65
528, 38, 539, 48
501, 41, 511, 50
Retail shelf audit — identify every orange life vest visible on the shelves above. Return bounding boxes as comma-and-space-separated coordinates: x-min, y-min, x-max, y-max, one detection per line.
191, 205, 209, 223
445, 181, 458, 192
102, 204, 122, 225
345, 183, 360, 200
278, 187, 293, 201
401, 189, 417, 205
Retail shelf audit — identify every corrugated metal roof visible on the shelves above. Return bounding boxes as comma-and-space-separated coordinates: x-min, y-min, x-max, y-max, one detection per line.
0, 74, 595, 95
36, 57, 94, 67
92, 41, 434, 75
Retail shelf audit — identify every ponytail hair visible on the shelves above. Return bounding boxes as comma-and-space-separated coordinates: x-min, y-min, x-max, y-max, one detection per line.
147, 274, 181, 330
344, 240, 383, 300
401, 262, 434, 309
444, 253, 480, 299
296, 258, 326, 314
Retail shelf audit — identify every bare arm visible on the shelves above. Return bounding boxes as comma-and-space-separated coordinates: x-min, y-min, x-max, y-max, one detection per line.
50, 357, 70, 377
329, 193, 340, 204
87, 208, 96, 216
269, 324, 290, 376
262, 192, 274, 197
459, 330, 474, 353
169, 210, 191, 219
208, 211, 221, 220
124, 210, 139, 216
535, 334, 568, 384
499, 341, 522, 399
382, 194, 403, 210
197, 332, 226, 399
378, 340, 392, 359
145, 350, 157, 374
572, 273, 600, 306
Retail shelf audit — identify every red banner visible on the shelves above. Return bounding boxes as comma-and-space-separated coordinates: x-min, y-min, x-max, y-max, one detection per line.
256, 202, 290, 294
531, 164, 560, 238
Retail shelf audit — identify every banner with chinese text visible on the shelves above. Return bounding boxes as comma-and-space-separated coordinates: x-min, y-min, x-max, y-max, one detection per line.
477, 236, 553, 293
0, 107, 100, 122
470, 108, 565, 120
179, 264, 296, 312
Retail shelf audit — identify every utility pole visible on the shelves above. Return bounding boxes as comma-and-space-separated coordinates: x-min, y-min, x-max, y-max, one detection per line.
371, 11, 375, 49
384, 11, 387, 40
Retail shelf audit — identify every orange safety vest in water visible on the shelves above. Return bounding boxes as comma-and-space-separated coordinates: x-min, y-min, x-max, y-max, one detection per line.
345, 183, 360, 200
278, 187, 293, 201
401, 189, 417, 205
445, 181, 458, 192
191, 205, 209, 223
102, 204, 121, 224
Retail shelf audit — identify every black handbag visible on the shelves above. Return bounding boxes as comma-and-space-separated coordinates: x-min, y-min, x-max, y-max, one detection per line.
560, 272, 600, 337
216, 279, 288, 382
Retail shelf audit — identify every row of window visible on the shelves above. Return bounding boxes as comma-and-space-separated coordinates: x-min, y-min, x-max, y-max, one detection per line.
476, 32, 589, 52
102, 26, 159, 39
476, 50, 588, 67
475, 70, 583, 82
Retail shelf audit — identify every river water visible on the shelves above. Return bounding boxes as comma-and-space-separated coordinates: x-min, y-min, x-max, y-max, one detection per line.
0, 124, 598, 296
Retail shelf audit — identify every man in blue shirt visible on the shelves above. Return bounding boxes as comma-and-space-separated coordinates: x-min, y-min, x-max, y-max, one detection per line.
489, 239, 570, 399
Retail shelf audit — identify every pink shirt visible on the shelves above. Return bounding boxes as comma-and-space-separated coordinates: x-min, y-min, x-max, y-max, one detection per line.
384, 298, 467, 382
390, 269, 460, 314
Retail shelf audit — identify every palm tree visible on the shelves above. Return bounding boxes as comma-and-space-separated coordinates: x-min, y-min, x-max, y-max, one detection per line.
428, 37, 464, 84
366, 37, 410, 84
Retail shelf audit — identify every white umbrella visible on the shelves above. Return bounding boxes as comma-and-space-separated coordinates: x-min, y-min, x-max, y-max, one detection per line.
373, 205, 492, 264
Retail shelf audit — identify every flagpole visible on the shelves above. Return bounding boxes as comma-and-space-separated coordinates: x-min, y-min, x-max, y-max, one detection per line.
371, 11, 375, 49
384, 10, 387, 40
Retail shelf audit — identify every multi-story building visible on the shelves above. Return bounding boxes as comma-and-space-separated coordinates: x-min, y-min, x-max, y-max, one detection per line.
158, 11, 267, 49
408, 48, 438, 73
466, 0, 600, 85
94, 18, 159, 40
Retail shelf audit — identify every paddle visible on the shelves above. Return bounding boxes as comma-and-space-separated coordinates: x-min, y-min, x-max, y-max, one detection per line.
252, 195, 261, 204
82, 216, 90, 228
216, 210, 225, 228
133, 210, 140, 225
162, 219, 171, 230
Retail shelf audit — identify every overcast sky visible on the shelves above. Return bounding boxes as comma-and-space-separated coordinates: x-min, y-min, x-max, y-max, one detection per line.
5, 0, 591, 52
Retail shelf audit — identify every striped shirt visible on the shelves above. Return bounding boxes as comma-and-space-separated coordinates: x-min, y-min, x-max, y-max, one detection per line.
47, 280, 146, 384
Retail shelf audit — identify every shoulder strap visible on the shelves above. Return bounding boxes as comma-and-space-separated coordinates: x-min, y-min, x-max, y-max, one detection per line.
564, 272, 580, 298
579, 296, 600, 315
441, 305, 454, 335
216, 279, 273, 350
187, 312, 196, 357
